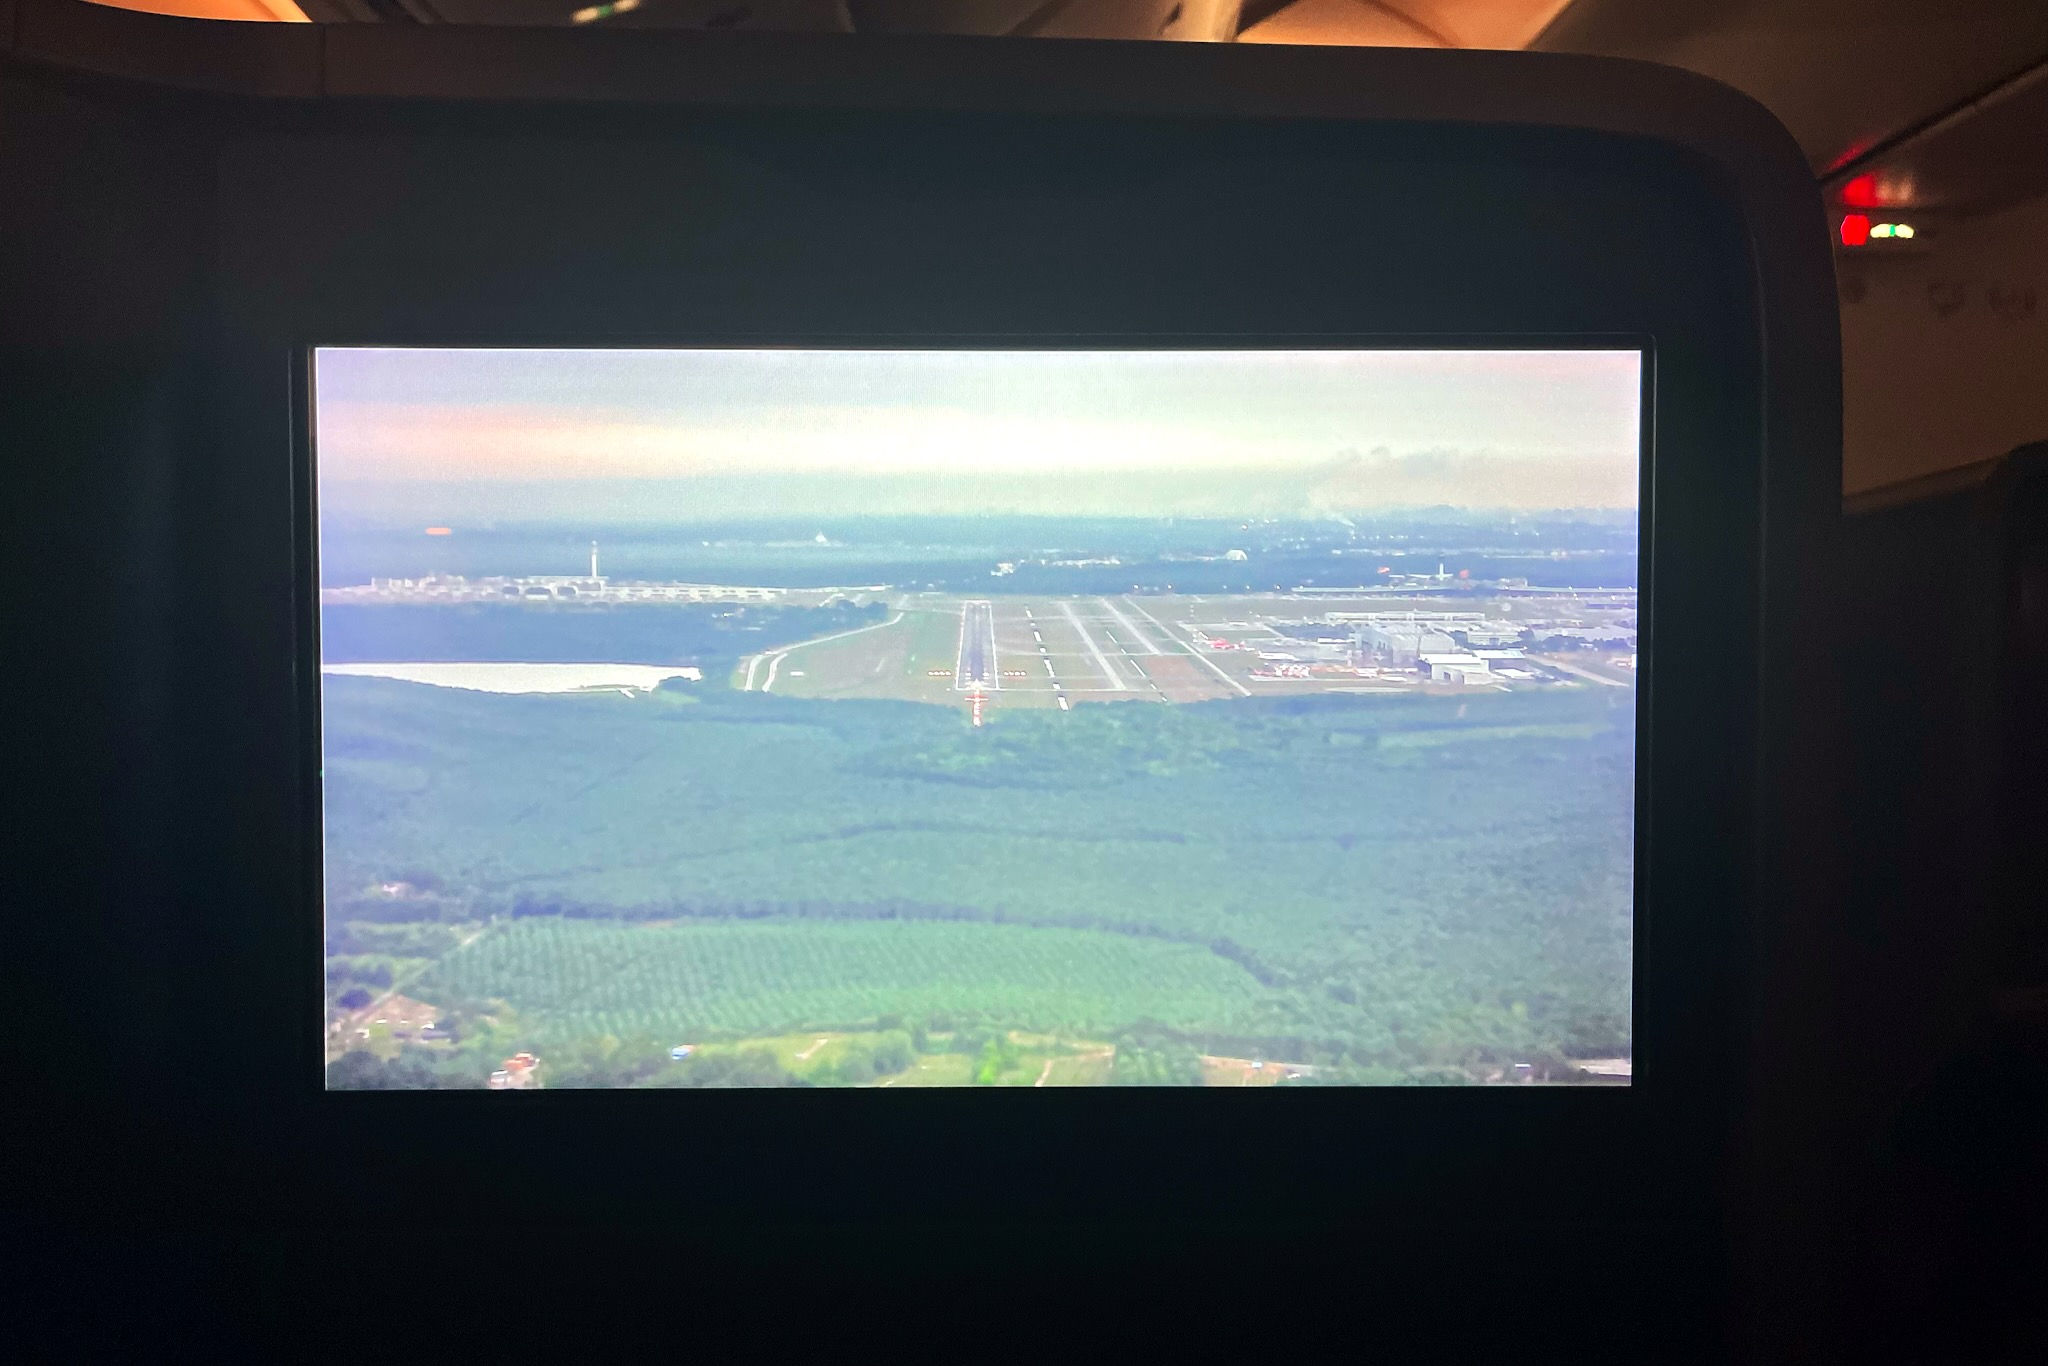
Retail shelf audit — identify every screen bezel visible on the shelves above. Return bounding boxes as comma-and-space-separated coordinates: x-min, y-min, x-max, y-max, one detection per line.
297, 332, 1655, 1104
224, 94, 1793, 1236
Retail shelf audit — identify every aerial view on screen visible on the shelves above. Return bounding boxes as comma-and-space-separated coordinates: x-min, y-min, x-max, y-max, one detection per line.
318, 347, 1639, 1089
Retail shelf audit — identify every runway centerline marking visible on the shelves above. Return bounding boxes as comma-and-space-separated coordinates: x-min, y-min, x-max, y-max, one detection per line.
954, 599, 999, 692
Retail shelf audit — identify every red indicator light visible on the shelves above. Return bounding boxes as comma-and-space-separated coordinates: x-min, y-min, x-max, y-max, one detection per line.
1840, 174, 1881, 208
1840, 213, 1871, 247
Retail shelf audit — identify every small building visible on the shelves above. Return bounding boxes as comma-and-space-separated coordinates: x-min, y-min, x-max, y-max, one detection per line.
1420, 653, 1493, 685
1354, 622, 1455, 665
492, 1052, 540, 1090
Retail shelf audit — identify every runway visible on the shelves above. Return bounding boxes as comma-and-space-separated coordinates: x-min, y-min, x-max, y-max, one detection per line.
955, 599, 998, 691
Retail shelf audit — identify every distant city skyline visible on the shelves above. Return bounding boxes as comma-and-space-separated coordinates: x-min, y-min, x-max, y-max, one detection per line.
316, 348, 1642, 521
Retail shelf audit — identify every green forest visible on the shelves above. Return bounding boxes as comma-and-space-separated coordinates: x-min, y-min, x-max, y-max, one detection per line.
323, 665, 1634, 1087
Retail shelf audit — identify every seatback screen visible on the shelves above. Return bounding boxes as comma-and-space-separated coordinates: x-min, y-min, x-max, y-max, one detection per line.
316, 347, 1640, 1089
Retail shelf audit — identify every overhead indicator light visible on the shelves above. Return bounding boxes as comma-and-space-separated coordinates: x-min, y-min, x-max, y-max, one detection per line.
1893, 223, 1915, 239
1840, 173, 1881, 208
1869, 223, 1894, 238
1840, 213, 1871, 247
571, 0, 640, 22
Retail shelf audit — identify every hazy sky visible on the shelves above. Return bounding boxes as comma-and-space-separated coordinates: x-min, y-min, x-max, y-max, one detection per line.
315, 348, 1641, 521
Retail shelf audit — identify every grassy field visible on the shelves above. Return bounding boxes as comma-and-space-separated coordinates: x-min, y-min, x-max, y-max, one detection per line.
880, 1053, 978, 1087
685, 1030, 852, 1071
1042, 1050, 1118, 1086
763, 605, 966, 707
